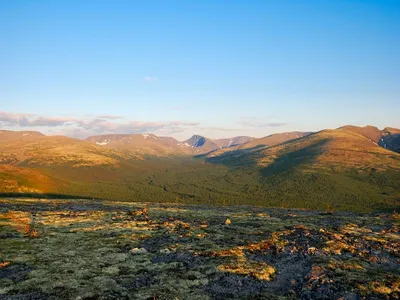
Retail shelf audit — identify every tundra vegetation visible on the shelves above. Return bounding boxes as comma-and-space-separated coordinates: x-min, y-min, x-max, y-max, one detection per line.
0, 198, 399, 299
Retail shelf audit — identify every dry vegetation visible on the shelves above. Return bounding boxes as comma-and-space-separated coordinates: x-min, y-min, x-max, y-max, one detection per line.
0, 135, 142, 168
0, 165, 56, 193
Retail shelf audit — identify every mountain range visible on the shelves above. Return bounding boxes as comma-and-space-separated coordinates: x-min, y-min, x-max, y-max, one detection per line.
0, 125, 399, 212
85, 133, 255, 155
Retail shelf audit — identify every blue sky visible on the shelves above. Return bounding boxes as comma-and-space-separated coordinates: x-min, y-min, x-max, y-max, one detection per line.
0, 0, 399, 139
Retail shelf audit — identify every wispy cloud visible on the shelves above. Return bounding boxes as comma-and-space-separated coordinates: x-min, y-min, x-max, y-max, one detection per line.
0, 111, 199, 138
239, 117, 287, 128
96, 115, 124, 120
0, 112, 36, 125
144, 76, 158, 82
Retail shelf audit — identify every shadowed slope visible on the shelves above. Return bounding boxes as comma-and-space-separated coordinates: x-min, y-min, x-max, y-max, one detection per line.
213, 136, 254, 148
239, 131, 312, 149
205, 131, 312, 158
206, 129, 400, 211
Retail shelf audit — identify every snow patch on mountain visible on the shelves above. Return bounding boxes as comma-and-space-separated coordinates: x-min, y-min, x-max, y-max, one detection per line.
142, 134, 157, 140
96, 140, 111, 146
178, 143, 192, 147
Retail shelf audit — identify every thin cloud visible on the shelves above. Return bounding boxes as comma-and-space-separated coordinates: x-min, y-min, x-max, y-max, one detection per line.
96, 115, 123, 120
144, 76, 158, 82
170, 121, 200, 127
26, 117, 79, 127
239, 118, 287, 128
0, 111, 36, 125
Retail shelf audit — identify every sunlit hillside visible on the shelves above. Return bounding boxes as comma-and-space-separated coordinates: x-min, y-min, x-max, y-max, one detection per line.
0, 133, 141, 168
209, 128, 400, 172
0, 126, 399, 212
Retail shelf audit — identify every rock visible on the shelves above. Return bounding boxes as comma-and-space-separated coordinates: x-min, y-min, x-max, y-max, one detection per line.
160, 248, 172, 254
306, 265, 326, 281
308, 247, 317, 254
130, 248, 148, 254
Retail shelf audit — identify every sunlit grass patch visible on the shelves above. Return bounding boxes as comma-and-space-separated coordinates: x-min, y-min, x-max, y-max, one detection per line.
327, 259, 365, 271
323, 240, 356, 255
340, 223, 373, 235
39, 210, 106, 227
2, 211, 39, 237
150, 206, 189, 213
359, 276, 400, 296
218, 259, 275, 281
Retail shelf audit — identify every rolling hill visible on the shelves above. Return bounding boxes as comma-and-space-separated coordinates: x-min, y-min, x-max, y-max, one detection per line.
339, 125, 400, 153
0, 133, 140, 167
0, 130, 45, 142
205, 131, 312, 157
207, 126, 400, 211
208, 127, 400, 171
0, 126, 399, 212
0, 132, 143, 194
213, 136, 254, 148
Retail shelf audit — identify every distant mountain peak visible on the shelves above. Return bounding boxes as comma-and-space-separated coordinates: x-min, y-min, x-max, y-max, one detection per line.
184, 135, 207, 147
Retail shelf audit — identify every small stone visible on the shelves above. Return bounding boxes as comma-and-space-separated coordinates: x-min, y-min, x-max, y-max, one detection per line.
130, 248, 148, 254
308, 247, 317, 254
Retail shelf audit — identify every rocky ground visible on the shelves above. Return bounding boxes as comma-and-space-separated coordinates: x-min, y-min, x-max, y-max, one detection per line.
0, 198, 399, 299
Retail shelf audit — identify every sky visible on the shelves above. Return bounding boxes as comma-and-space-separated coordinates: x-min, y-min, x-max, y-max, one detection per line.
0, 0, 399, 140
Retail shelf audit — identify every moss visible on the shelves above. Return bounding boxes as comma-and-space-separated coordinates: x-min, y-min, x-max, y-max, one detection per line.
0, 198, 399, 299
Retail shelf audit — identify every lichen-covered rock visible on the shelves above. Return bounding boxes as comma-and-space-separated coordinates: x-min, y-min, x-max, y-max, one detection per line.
129, 248, 148, 254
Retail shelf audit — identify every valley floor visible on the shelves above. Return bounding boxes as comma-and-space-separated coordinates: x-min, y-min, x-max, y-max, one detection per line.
0, 198, 399, 299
